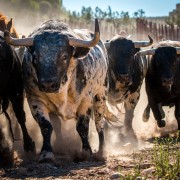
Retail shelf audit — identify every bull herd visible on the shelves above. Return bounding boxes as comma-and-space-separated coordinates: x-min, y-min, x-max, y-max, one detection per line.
0, 14, 180, 167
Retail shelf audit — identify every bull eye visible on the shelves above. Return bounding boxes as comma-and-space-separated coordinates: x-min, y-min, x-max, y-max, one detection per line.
61, 54, 68, 64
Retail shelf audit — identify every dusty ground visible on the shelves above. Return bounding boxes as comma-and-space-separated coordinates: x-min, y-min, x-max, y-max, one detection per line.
0, 83, 179, 180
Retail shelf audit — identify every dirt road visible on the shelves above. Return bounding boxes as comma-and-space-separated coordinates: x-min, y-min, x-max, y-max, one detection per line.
0, 82, 178, 179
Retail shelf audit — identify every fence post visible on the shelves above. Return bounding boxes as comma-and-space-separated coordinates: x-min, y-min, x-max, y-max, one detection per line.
177, 26, 180, 41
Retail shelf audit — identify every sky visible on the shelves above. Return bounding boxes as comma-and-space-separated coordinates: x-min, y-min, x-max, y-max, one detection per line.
63, 0, 180, 17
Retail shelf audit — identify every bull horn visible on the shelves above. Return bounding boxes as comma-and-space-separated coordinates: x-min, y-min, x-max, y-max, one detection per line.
176, 47, 180, 54
68, 19, 100, 48
134, 35, 153, 48
104, 41, 110, 49
137, 48, 156, 56
126, 34, 131, 39
4, 30, 34, 46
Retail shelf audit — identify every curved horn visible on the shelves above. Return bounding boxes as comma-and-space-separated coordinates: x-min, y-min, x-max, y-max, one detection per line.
137, 48, 156, 56
126, 34, 131, 39
68, 19, 100, 48
104, 41, 110, 49
134, 35, 153, 48
4, 30, 34, 46
176, 47, 180, 54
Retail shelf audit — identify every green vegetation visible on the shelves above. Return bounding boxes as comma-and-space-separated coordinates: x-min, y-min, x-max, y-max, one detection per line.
153, 137, 180, 179
119, 132, 180, 179
1, 0, 148, 31
1, 1, 179, 39
166, 4, 180, 26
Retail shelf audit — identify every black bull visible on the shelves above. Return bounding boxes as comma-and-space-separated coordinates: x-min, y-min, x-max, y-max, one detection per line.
104, 35, 153, 141
0, 35, 35, 166
4, 19, 112, 162
138, 43, 180, 130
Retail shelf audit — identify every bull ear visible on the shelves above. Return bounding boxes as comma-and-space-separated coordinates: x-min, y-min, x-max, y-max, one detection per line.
73, 47, 90, 58
7, 18, 12, 32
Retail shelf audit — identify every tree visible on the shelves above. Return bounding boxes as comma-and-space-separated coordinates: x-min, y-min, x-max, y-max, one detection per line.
106, 6, 129, 33
133, 9, 145, 18
1, 0, 39, 11
166, 7, 180, 26
1, 0, 62, 13
81, 6, 93, 23
94, 7, 107, 23
120, 11, 130, 25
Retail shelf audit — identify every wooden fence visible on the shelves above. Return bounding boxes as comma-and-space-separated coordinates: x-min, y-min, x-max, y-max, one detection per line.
136, 18, 180, 42
63, 18, 180, 42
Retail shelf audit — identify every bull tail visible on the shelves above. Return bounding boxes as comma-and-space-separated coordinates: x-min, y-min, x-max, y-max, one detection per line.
104, 105, 123, 127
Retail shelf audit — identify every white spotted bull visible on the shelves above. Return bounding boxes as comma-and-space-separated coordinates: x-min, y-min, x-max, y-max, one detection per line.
104, 35, 153, 143
4, 19, 109, 163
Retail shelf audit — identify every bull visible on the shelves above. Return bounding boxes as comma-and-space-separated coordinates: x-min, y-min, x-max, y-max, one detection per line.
138, 41, 180, 130
0, 32, 35, 167
104, 35, 153, 142
4, 19, 110, 163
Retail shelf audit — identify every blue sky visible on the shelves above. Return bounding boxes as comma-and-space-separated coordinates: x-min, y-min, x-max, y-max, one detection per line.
63, 0, 180, 17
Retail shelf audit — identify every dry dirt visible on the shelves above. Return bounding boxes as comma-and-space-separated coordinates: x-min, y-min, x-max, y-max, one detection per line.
0, 82, 179, 179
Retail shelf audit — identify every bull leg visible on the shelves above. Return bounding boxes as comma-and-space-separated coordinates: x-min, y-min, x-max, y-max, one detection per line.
123, 92, 140, 141
175, 99, 180, 131
93, 94, 106, 155
143, 103, 150, 122
29, 101, 54, 163
0, 125, 14, 167
148, 97, 166, 128
158, 103, 165, 119
9, 95, 35, 153
76, 112, 92, 154
123, 103, 137, 141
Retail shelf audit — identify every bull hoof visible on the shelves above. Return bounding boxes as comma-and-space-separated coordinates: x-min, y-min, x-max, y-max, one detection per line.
157, 120, 166, 128
92, 152, 105, 161
24, 140, 36, 153
38, 151, 55, 163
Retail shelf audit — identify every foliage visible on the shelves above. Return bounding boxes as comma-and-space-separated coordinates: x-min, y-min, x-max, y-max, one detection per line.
166, 10, 180, 26
81, 6, 93, 24
94, 7, 107, 23
120, 133, 180, 179
153, 136, 180, 179
133, 9, 146, 18
1, 0, 62, 13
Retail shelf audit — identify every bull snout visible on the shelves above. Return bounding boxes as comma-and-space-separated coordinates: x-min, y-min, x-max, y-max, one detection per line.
162, 78, 173, 86
118, 74, 132, 85
39, 80, 59, 93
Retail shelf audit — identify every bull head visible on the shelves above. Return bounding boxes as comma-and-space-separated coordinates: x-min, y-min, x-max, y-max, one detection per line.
5, 19, 101, 93
104, 35, 153, 49
138, 46, 180, 91
4, 19, 100, 48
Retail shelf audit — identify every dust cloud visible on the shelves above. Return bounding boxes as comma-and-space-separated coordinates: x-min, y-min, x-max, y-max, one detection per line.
0, 7, 178, 161
7, 80, 177, 162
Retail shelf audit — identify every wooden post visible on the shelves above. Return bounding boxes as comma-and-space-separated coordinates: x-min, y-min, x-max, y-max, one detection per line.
149, 21, 152, 37
164, 25, 168, 40
177, 26, 180, 41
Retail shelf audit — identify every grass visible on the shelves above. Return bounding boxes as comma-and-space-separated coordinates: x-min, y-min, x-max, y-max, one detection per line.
118, 131, 180, 179
153, 135, 180, 179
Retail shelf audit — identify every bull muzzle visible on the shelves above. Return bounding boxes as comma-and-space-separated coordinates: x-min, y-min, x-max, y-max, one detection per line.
38, 80, 59, 93
118, 74, 132, 85
162, 78, 173, 91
